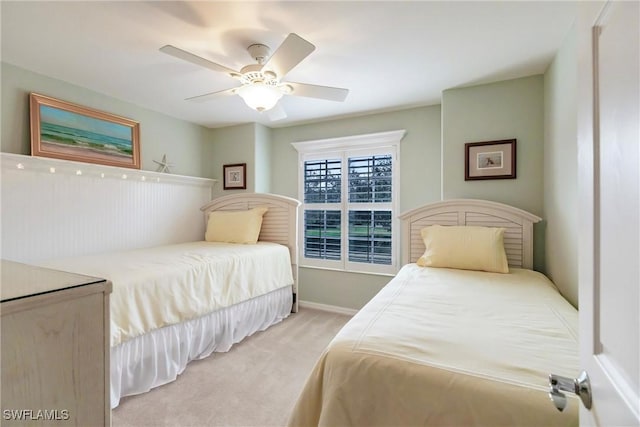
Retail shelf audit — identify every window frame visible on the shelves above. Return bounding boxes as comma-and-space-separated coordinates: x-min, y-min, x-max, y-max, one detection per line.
292, 130, 405, 275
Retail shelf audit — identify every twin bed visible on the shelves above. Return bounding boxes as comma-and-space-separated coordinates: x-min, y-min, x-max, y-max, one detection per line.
38, 192, 300, 408
288, 199, 579, 426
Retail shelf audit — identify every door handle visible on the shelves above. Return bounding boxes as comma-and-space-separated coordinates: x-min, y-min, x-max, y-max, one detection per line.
548, 370, 592, 411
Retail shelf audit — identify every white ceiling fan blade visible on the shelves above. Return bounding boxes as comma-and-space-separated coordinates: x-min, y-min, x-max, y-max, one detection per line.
185, 87, 238, 103
287, 82, 349, 102
160, 45, 239, 76
267, 103, 287, 121
262, 33, 315, 80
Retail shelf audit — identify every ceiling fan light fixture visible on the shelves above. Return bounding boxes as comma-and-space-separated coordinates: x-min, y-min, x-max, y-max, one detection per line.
236, 82, 283, 112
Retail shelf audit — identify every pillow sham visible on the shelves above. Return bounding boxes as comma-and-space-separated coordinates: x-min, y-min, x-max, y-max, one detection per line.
416, 225, 509, 273
205, 206, 268, 244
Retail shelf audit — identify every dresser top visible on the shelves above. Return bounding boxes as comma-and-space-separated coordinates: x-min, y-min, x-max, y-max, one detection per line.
1, 260, 109, 302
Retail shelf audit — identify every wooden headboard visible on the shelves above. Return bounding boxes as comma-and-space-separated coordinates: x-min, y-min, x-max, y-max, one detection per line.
200, 193, 301, 310
399, 199, 542, 269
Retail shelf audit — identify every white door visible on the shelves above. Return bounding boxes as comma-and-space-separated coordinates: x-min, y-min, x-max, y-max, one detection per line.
579, 1, 640, 425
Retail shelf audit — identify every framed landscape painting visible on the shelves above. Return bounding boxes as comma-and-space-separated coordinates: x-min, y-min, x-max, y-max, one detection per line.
30, 93, 141, 169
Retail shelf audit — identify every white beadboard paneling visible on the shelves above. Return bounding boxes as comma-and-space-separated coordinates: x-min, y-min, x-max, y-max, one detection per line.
1, 153, 216, 263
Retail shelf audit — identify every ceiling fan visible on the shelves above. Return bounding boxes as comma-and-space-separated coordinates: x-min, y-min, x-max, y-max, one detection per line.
160, 33, 349, 120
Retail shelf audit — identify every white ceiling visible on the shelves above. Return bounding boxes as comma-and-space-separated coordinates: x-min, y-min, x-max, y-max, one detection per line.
1, 1, 577, 129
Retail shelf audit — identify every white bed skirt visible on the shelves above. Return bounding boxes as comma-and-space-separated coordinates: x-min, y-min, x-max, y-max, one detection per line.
111, 286, 293, 408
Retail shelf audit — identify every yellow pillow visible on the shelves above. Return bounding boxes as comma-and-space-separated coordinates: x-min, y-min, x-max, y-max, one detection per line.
205, 207, 268, 244
417, 225, 509, 273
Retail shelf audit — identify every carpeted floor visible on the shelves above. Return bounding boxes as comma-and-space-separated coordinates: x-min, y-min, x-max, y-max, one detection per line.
112, 307, 352, 427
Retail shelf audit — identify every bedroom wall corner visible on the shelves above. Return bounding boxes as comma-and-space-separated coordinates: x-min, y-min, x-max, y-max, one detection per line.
1, 62, 210, 178
441, 75, 546, 272
543, 24, 579, 307
205, 123, 273, 196
254, 123, 272, 193
208, 123, 257, 197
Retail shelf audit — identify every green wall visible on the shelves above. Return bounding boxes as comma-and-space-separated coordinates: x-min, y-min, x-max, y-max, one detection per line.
441, 75, 546, 272
205, 123, 256, 197
207, 123, 256, 196
254, 124, 272, 193
543, 24, 579, 307
205, 122, 274, 196
1, 62, 211, 178
270, 106, 442, 211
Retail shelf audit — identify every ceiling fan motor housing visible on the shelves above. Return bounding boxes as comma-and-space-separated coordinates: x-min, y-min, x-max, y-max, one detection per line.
247, 44, 271, 64
239, 44, 280, 86
239, 67, 278, 86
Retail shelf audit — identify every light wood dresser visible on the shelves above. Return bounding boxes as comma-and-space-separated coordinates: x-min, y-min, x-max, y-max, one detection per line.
1, 260, 112, 426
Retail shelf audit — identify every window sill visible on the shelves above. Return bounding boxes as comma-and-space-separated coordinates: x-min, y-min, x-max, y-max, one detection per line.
299, 264, 396, 277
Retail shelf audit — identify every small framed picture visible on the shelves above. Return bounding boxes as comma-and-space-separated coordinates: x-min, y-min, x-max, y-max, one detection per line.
465, 139, 516, 180
223, 163, 247, 190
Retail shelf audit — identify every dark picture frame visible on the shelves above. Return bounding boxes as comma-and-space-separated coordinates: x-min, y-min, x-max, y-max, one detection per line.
465, 139, 516, 180
30, 93, 140, 169
223, 163, 247, 189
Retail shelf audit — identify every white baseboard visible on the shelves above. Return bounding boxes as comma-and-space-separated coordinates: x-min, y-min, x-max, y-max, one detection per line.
299, 300, 358, 316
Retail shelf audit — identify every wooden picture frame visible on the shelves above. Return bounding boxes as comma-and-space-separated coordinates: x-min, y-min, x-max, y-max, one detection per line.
30, 93, 141, 169
223, 163, 247, 190
465, 139, 516, 180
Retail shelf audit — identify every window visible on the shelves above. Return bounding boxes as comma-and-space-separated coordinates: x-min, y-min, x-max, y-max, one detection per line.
293, 130, 404, 275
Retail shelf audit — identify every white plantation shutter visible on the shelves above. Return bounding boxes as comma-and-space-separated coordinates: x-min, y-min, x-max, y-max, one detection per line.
303, 159, 341, 204
348, 210, 392, 265
347, 155, 392, 203
304, 209, 341, 261
293, 131, 404, 275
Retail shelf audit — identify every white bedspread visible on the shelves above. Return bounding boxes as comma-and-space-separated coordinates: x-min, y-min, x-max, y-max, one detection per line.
289, 264, 579, 427
39, 241, 293, 346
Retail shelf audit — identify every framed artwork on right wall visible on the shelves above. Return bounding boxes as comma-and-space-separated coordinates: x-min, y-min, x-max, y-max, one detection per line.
465, 139, 516, 180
